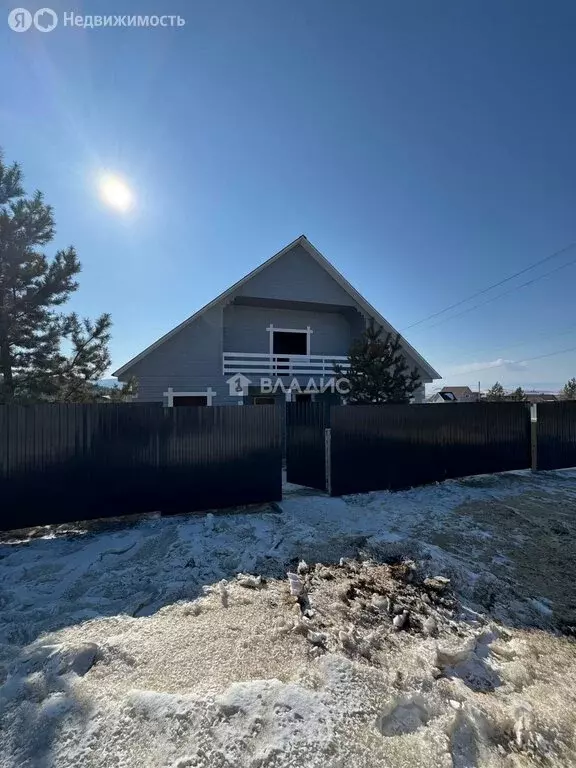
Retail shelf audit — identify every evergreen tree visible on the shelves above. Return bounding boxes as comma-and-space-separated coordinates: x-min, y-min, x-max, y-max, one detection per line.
0, 150, 112, 402
485, 381, 506, 401
561, 377, 576, 400
509, 386, 526, 401
334, 321, 420, 404
91, 376, 138, 403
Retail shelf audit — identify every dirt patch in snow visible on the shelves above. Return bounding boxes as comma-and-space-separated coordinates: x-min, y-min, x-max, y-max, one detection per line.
2, 559, 576, 767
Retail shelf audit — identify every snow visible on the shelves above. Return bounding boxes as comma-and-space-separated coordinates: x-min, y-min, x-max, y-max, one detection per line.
1, 469, 576, 766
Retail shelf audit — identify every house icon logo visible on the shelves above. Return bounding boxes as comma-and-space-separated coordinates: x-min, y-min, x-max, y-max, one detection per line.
226, 373, 251, 397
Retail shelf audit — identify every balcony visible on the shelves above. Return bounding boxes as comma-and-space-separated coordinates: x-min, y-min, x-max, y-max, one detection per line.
223, 352, 349, 377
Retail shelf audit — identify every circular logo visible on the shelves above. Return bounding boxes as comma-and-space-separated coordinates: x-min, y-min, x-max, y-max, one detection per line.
8, 7, 32, 31
33, 7, 58, 32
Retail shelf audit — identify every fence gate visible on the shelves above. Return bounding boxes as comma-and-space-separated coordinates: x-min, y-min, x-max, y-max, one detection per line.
285, 402, 330, 490
536, 401, 576, 470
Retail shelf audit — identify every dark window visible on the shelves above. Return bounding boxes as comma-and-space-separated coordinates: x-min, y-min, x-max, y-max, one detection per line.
173, 395, 208, 406
253, 396, 276, 405
273, 331, 307, 355
294, 393, 312, 403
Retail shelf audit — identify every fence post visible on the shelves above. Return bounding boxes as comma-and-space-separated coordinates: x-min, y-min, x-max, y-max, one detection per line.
324, 427, 332, 494
531, 403, 538, 472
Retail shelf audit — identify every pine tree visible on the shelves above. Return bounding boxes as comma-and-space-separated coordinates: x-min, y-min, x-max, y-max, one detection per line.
561, 377, 576, 400
334, 320, 420, 404
485, 381, 506, 401
509, 386, 526, 401
92, 376, 138, 403
0, 150, 112, 403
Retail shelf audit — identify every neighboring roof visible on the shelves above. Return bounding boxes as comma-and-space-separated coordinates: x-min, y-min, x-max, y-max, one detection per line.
426, 392, 456, 402
113, 235, 441, 379
440, 386, 474, 396
521, 393, 557, 403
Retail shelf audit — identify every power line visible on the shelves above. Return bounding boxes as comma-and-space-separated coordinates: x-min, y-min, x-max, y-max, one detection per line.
401, 241, 576, 332
412, 254, 576, 332
447, 343, 576, 377
445, 323, 576, 360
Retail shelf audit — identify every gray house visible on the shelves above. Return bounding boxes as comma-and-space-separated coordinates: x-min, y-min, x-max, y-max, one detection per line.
113, 236, 440, 405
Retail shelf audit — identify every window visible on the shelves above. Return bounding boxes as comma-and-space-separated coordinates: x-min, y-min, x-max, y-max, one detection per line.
173, 395, 208, 406
272, 331, 307, 355
253, 396, 276, 405
164, 387, 216, 406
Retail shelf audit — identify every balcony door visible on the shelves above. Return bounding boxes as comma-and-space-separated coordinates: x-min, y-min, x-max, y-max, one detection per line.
272, 330, 308, 374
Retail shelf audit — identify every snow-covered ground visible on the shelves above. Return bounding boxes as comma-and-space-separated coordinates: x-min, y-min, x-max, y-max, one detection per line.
1, 470, 576, 767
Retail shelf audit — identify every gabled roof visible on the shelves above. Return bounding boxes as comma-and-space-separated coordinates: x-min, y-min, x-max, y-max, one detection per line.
440, 386, 474, 396
113, 235, 440, 379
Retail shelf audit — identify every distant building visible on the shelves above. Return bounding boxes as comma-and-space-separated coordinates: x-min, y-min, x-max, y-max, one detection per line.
519, 392, 557, 404
427, 386, 481, 403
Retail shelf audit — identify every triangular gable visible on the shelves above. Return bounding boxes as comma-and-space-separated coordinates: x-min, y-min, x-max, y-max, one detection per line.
113, 235, 440, 379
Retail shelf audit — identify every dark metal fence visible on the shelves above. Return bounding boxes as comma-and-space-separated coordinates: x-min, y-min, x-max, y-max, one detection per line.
0, 404, 282, 531
329, 402, 532, 495
286, 402, 330, 490
535, 401, 576, 470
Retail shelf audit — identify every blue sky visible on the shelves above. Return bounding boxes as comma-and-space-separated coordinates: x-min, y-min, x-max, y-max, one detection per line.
2, 0, 576, 391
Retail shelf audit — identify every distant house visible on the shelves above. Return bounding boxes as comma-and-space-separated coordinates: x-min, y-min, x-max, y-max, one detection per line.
428, 386, 480, 403
520, 392, 557, 404
113, 236, 440, 406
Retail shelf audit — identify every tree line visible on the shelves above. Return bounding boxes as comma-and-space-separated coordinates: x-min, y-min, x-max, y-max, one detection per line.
485, 379, 576, 401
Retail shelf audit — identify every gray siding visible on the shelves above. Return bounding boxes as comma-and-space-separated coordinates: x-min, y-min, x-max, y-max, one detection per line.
123, 306, 225, 402
235, 244, 358, 306
223, 305, 356, 357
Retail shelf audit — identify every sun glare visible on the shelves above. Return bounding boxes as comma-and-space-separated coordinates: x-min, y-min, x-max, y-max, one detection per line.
98, 173, 134, 213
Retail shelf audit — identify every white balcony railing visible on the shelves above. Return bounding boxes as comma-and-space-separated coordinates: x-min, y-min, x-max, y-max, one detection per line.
223, 352, 349, 377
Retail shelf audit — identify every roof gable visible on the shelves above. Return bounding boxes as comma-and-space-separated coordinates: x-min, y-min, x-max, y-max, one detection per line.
113, 236, 440, 379
234, 242, 358, 307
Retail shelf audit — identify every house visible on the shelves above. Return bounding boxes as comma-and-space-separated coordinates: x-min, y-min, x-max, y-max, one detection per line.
517, 392, 557, 404
428, 386, 480, 403
113, 236, 440, 406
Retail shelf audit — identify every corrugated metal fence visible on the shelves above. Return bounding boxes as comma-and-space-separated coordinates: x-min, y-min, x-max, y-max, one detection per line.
329, 402, 532, 495
2, 400, 575, 531
0, 404, 282, 530
285, 402, 330, 490
535, 401, 576, 471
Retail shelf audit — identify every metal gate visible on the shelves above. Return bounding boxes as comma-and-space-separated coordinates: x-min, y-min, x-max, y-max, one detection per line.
536, 401, 576, 470
285, 402, 330, 490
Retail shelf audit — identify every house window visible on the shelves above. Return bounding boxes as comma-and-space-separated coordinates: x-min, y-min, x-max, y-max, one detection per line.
173, 395, 208, 407
164, 387, 216, 407
266, 325, 312, 357
273, 331, 307, 355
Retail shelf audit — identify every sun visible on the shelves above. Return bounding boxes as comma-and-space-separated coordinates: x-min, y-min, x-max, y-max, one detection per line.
98, 173, 134, 213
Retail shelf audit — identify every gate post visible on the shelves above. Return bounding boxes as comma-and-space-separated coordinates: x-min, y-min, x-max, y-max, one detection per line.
531, 403, 538, 472
324, 428, 332, 494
